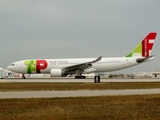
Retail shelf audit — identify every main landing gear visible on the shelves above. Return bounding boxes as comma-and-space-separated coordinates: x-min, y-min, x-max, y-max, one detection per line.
75, 75, 86, 79
74, 74, 101, 83
94, 76, 100, 83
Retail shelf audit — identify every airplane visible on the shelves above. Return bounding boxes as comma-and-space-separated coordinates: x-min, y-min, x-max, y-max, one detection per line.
7, 32, 157, 82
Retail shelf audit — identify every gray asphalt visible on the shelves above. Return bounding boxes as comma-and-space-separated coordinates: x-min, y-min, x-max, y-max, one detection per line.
1, 78, 160, 83
0, 89, 160, 98
0, 78, 160, 98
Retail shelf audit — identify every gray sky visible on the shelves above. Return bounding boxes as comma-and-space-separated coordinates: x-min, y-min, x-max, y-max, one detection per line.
0, 0, 160, 73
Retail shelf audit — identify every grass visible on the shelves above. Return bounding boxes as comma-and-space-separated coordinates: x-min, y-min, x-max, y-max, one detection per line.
0, 82, 160, 119
0, 95, 160, 120
0, 82, 160, 91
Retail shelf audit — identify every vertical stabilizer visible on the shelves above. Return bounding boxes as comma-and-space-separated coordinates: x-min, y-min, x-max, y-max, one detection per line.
125, 32, 157, 57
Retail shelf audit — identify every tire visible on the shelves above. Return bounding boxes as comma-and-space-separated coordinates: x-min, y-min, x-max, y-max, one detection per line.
82, 76, 86, 79
75, 76, 86, 79
98, 76, 100, 83
94, 76, 100, 83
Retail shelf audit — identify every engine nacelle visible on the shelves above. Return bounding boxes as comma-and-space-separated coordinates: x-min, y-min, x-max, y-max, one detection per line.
50, 69, 63, 77
83, 68, 97, 73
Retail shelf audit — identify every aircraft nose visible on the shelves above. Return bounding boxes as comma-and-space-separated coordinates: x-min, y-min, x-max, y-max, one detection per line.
7, 66, 12, 71
7, 65, 15, 72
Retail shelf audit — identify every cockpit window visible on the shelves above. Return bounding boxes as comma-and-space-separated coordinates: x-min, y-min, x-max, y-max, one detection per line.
11, 64, 15, 66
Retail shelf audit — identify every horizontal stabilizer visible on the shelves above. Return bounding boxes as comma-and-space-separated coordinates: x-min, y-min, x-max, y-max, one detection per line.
136, 55, 155, 63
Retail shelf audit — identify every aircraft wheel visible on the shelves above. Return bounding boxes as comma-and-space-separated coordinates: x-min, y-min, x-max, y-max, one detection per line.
22, 74, 26, 79
75, 76, 79, 79
81, 76, 86, 79
75, 76, 86, 79
94, 76, 100, 83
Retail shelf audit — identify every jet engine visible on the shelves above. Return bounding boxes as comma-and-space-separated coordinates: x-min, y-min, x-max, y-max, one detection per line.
50, 69, 63, 77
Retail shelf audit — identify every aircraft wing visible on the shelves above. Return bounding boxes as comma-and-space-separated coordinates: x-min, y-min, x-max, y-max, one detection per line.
63, 56, 102, 74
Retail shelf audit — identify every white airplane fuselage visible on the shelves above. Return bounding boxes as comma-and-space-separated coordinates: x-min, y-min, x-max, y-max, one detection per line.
7, 57, 153, 75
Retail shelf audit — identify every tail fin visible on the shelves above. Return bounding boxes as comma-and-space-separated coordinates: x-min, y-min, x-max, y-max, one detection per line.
125, 32, 157, 57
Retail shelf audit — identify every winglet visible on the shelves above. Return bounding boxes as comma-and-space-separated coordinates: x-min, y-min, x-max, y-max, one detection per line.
91, 56, 102, 63
125, 32, 157, 57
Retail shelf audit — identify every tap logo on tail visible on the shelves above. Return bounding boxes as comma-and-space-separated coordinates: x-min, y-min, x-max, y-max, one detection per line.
126, 32, 157, 57
142, 33, 156, 57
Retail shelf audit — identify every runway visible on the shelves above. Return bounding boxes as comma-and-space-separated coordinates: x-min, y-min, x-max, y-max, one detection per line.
0, 89, 160, 98
1, 78, 160, 83
0, 78, 160, 98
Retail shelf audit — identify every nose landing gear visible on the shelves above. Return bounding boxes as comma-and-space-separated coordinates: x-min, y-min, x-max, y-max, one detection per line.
22, 74, 26, 79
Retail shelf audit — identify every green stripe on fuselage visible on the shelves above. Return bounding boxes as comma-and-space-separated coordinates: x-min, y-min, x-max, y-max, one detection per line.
24, 60, 36, 73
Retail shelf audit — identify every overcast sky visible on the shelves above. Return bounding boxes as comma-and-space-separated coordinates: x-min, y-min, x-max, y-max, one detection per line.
0, 0, 160, 73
